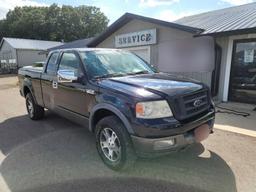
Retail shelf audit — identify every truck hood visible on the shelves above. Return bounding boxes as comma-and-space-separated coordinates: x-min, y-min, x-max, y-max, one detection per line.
98, 73, 204, 98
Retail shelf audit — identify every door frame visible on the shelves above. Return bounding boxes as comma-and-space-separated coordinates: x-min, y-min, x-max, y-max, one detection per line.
220, 34, 256, 102
228, 38, 256, 103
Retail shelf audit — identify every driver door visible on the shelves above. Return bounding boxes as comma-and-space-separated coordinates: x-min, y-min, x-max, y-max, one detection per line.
54, 51, 93, 117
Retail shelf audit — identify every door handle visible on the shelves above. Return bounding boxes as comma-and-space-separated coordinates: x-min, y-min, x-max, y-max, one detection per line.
52, 81, 58, 89
85, 89, 95, 95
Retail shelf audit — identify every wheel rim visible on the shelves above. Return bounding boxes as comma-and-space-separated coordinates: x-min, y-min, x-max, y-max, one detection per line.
99, 127, 121, 162
26, 98, 34, 116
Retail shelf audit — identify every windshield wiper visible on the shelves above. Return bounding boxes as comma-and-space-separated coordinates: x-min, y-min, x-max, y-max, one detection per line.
94, 71, 150, 79
126, 70, 150, 75
94, 73, 125, 79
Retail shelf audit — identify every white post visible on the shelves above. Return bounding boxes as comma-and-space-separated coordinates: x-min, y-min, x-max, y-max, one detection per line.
222, 37, 233, 102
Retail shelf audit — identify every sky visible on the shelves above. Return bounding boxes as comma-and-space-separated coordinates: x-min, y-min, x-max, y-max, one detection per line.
0, 0, 255, 24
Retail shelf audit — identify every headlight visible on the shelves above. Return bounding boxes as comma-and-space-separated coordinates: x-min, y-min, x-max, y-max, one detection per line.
136, 100, 173, 119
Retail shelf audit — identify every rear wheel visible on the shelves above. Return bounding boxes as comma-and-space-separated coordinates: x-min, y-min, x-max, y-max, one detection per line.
95, 115, 136, 171
25, 93, 44, 120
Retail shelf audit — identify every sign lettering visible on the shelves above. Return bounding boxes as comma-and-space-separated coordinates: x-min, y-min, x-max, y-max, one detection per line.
115, 29, 156, 48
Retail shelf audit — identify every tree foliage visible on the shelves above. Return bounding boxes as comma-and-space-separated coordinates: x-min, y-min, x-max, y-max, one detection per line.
0, 4, 109, 42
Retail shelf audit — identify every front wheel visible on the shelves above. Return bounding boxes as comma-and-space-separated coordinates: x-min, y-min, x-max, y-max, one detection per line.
95, 116, 136, 171
25, 93, 44, 120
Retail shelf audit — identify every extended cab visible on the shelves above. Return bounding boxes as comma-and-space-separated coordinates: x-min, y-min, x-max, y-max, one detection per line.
18, 48, 215, 170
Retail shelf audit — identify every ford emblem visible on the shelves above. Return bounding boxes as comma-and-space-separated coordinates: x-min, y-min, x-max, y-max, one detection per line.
193, 99, 202, 107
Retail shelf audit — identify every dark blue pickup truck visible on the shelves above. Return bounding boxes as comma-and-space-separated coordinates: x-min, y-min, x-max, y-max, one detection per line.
18, 48, 215, 170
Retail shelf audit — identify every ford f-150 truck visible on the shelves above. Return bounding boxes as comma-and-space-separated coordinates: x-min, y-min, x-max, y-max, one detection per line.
18, 48, 215, 170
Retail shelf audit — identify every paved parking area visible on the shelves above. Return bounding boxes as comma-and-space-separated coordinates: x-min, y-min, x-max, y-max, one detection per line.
0, 75, 255, 192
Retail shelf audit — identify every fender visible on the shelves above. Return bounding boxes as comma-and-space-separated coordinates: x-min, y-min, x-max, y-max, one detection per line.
89, 103, 135, 134
23, 77, 37, 104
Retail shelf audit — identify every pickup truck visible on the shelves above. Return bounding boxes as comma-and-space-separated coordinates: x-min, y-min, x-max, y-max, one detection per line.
18, 48, 215, 170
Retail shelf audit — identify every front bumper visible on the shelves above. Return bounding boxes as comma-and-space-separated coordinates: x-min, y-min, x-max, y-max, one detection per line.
131, 132, 195, 157
130, 110, 215, 156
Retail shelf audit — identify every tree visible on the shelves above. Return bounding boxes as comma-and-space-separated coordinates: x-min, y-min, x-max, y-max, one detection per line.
0, 4, 109, 42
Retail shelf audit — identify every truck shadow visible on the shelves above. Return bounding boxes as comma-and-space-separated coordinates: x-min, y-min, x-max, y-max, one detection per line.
0, 112, 237, 192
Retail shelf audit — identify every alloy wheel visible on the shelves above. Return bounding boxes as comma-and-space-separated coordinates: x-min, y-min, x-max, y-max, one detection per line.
26, 98, 34, 117
99, 127, 121, 162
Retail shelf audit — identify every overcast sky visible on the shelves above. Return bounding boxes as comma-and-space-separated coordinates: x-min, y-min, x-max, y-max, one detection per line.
0, 0, 255, 24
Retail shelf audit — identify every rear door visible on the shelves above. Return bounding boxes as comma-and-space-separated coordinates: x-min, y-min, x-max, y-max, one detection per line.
41, 51, 60, 109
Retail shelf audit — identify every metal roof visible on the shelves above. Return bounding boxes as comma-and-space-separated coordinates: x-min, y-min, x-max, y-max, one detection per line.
88, 13, 203, 47
48, 37, 94, 51
175, 2, 256, 36
0, 37, 63, 50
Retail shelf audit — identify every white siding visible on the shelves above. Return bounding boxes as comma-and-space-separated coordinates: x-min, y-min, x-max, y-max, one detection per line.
97, 19, 194, 66
16, 49, 47, 67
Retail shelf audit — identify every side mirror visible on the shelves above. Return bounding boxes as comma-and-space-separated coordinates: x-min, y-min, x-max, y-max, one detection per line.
57, 69, 78, 83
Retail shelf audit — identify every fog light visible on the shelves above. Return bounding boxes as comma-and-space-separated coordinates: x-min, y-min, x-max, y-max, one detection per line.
153, 138, 175, 150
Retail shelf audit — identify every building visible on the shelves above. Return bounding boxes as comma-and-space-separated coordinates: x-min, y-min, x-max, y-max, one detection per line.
0, 37, 63, 72
176, 2, 256, 104
88, 2, 256, 104
48, 37, 94, 51
88, 13, 215, 96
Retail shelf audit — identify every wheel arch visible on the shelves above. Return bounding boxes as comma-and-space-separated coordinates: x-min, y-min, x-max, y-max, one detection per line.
23, 85, 31, 96
89, 103, 134, 134
23, 79, 37, 104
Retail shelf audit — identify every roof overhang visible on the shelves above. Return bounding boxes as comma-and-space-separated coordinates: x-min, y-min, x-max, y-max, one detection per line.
88, 13, 204, 47
195, 27, 256, 37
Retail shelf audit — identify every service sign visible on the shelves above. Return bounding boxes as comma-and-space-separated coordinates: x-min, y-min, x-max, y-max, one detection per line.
115, 29, 157, 48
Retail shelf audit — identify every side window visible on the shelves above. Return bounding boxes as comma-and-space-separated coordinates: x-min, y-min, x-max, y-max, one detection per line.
58, 52, 82, 79
46, 52, 59, 74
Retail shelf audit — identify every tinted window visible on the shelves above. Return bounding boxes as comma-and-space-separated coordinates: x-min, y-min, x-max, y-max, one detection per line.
46, 52, 59, 74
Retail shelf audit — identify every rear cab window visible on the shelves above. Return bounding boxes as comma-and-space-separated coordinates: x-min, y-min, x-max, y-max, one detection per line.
46, 52, 59, 74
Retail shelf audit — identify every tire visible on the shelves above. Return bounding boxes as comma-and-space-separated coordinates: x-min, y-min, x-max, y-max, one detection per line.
95, 115, 136, 171
25, 93, 44, 120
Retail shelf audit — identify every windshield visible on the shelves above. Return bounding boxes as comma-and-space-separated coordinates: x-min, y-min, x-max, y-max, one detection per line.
79, 50, 156, 79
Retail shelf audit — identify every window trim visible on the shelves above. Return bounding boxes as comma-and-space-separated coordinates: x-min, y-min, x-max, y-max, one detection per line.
44, 51, 60, 74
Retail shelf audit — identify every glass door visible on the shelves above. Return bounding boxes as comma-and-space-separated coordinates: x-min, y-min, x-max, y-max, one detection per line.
229, 39, 256, 104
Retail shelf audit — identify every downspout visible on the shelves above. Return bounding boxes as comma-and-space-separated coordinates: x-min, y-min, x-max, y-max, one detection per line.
15, 48, 18, 72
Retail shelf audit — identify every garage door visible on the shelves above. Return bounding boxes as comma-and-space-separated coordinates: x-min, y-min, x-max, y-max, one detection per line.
123, 46, 150, 63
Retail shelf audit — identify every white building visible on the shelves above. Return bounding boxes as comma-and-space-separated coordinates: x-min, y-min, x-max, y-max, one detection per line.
0, 38, 63, 72
88, 3, 256, 104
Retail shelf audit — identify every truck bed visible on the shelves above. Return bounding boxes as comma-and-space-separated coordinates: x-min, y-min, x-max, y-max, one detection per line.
18, 66, 43, 77
18, 65, 44, 106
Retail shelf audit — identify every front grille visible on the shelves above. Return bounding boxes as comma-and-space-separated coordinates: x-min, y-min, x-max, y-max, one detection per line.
171, 89, 210, 120
183, 91, 208, 114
